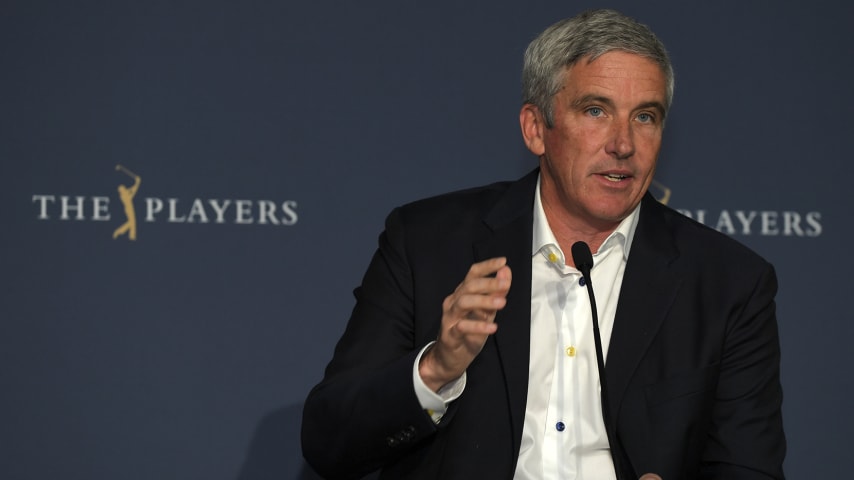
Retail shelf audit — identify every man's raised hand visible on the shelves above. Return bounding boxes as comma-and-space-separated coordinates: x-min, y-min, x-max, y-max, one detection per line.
419, 257, 512, 392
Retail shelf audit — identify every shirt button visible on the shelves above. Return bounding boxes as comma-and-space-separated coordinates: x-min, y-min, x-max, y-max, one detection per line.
579, 276, 586, 287
556, 421, 565, 432
565, 346, 576, 357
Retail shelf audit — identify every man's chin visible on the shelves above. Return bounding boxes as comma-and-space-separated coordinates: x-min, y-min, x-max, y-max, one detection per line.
586, 201, 641, 225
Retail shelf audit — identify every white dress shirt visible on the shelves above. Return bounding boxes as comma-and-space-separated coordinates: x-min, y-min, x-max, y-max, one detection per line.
514, 178, 638, 479
414, 175, 639, 479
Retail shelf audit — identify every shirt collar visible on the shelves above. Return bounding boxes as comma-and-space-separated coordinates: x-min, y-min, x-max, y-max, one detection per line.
532, 174, 641, 265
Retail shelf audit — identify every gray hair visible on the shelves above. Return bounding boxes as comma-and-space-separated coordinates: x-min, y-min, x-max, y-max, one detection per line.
522, 9, 674, 127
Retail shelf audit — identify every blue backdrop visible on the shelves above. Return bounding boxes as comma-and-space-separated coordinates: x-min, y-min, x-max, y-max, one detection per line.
2, 1, 851, 478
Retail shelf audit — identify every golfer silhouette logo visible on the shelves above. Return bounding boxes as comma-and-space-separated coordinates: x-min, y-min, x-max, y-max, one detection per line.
113, 165, 141, 241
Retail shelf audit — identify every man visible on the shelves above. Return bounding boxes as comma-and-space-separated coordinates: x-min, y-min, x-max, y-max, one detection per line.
302, 9, 785, 479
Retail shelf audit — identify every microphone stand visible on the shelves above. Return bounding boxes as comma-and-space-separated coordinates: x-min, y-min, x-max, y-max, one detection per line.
571, 241, 625, 480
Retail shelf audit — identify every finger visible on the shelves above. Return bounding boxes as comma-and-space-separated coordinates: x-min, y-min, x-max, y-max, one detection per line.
454, 274, 511, 297
463, 257, 507, 281
494, 265, 512, 294
446, 265, 512, 322
450, 292, 507, 314
495, 264, 511, 280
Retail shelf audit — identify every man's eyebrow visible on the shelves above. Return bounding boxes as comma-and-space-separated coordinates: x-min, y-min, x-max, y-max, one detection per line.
571, 94, 615, 110
637, 101, 667, 118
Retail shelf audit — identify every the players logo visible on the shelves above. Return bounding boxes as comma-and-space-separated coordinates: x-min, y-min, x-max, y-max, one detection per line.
31, 166, 299, 240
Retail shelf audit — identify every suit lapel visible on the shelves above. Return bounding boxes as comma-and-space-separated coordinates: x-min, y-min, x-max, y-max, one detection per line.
606, 195, 682, 421
472, 169, 537, 456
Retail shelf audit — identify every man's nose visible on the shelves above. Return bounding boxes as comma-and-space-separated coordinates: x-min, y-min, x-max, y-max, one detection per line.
605, 120, 635, 159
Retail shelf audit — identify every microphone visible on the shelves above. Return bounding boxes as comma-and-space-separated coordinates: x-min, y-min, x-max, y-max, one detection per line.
571, 241, 594, 276
571, 241, 623, 479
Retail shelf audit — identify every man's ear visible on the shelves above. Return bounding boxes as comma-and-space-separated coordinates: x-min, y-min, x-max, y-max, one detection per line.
520, 104, 546, 156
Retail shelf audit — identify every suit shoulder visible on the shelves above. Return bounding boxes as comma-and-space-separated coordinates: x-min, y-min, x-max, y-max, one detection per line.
646, 198, 773, 269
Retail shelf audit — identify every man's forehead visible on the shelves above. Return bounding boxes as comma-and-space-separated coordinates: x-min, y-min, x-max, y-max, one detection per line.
570, 51, 664, 77
561, 53, 666, 95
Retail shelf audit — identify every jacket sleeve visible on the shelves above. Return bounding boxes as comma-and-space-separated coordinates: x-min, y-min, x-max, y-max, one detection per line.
300, 207, 444, 479
700, 262, 786, 479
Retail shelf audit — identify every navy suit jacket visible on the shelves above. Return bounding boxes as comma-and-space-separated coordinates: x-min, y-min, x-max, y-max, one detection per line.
302, 169, 785, 479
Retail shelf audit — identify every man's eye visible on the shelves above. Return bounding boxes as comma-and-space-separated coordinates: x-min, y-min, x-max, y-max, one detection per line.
637, 112, 654, 123
588, 107, 603, 117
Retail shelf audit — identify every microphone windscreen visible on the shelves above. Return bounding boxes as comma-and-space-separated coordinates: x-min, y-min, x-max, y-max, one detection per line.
571, 241, 594, 272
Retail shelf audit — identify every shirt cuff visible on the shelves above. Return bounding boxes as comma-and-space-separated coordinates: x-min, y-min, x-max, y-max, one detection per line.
412, 341, 466, 423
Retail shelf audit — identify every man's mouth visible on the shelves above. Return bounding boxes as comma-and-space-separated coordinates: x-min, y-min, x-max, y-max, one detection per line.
602, 174, 629, 182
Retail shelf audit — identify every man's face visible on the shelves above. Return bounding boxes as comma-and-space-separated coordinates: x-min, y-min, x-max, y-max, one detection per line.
524, 51, 667, 233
